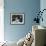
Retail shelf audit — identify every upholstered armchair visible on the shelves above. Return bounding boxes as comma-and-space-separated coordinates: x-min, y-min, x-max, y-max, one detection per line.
32, 25, 46, 46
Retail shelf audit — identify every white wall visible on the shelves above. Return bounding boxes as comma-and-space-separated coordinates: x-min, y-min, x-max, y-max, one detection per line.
0, 0, 4, 42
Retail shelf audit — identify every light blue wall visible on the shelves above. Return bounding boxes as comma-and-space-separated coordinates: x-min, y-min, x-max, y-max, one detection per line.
4, 0, 40, 42
40, 0, 46, 27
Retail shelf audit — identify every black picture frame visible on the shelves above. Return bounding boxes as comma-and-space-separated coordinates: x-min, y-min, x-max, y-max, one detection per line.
10, 13, 24, 25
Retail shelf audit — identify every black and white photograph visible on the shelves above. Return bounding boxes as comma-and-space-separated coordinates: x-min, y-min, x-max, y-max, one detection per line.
10, 13, 24, 24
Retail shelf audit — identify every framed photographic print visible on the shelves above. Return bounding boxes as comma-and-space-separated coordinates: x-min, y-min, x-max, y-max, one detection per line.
10, 13, 24, 24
